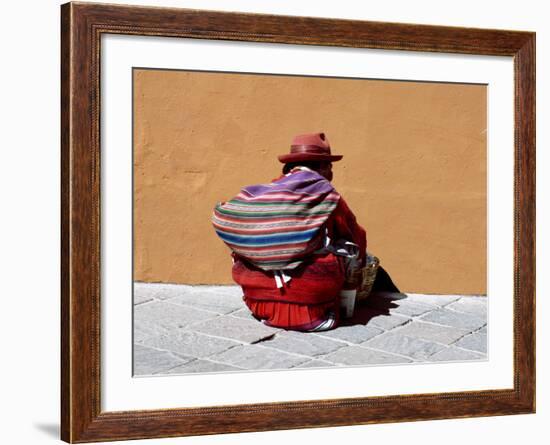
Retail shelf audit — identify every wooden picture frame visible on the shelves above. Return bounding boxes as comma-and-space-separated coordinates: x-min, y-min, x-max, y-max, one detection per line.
61, 1, 535, 442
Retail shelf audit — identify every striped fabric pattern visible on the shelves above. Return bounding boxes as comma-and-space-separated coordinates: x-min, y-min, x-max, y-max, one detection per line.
212, 169, 341, 271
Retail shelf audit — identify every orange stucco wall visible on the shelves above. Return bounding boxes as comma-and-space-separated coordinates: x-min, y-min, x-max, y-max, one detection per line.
133, 69, 486, 294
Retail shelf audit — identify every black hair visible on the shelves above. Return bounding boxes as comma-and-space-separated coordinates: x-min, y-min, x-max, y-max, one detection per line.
282, 161, 326, 174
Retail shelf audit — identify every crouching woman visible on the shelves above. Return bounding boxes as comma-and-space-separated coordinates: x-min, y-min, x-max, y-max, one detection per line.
212, 132, 367, 332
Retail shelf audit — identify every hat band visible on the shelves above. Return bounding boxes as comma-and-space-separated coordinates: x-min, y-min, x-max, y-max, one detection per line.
290, 144, 331, 155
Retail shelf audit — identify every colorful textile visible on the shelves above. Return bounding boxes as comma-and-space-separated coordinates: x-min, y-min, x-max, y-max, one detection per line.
231, 196, 367, 331
212, 169, 341, 271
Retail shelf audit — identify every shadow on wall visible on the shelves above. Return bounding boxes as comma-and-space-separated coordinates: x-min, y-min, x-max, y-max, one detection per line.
372, 265, 400, 293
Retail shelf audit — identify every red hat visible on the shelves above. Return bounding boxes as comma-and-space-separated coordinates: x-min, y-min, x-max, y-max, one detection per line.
278, 132, 343, 164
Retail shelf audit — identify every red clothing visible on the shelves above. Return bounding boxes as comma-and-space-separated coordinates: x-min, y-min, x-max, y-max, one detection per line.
234, 252, 345, 331
232, 192, 367, 331
329, 197, 367, 268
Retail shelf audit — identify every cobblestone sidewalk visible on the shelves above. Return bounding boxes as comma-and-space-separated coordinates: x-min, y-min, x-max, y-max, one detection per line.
133, 283, 487, 376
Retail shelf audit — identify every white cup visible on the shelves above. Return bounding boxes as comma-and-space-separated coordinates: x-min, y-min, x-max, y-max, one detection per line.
339, 289, 357, 318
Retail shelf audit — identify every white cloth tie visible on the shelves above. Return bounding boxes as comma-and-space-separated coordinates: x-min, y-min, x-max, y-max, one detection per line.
274, 270, 292, 288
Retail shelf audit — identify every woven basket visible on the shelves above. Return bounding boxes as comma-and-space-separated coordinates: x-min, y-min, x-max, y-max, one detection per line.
355, 253, 380, 302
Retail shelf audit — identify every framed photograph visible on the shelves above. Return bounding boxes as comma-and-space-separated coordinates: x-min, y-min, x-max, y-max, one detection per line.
61, 1, 535, 442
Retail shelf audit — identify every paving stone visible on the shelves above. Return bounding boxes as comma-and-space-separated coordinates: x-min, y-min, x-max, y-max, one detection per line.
209, 344, 308, 369
405, 293, 462, 307
133, 344, 192, 375
141, 331, 240, 359
134, 282, 163, 300
367, 295, 437, 317
295, 359, 338, 369
390, 300, 439, 317
134, 321, 167, 344
134, 285, 487, 370
364, 310, 411, 331
168, 288, 245, 314
323, 346, 412, 366
163, 359, 244, 374
446, 297, 488, 317
454, 332, 487, 353
228, 308, 259, 321
152, 284, 243, 299
197, 285, 243, 298
393, 321, 470, 345
315, 324, 383, 344
191, 315, 280, 344
134, 282, 195, 300
134, 294, 155, 305
419, 308, 486, 331
136, 283, 241, 300
457, 295, 487, 302
260, 330, 345, 356
362, 332, 446, 360
134, 301, 218, 333
429, 346, 486, 362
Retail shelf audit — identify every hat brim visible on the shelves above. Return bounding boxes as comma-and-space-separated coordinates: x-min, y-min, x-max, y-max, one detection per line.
278, 153, 343, 164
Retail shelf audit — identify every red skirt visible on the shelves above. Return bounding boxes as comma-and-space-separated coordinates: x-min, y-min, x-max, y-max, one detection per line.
232, 253, 346, 331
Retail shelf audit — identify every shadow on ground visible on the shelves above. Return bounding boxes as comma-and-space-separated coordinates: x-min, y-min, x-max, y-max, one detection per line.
340, 264, 403, 326
341, 293, 404, 326
33, 422, 59, 439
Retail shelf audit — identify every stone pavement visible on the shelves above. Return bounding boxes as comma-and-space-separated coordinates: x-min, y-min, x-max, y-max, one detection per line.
133, 283, 487, 376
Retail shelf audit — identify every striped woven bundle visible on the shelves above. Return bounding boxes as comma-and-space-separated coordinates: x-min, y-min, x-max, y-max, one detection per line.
212, 169, 341, 271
